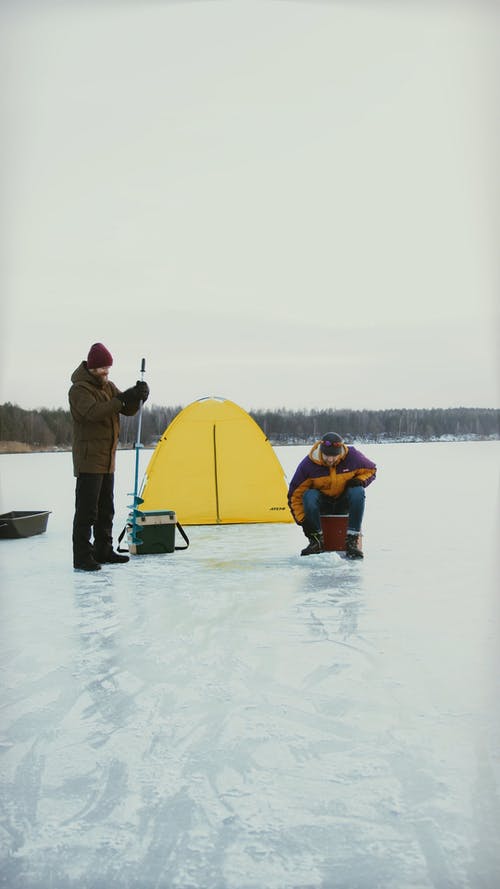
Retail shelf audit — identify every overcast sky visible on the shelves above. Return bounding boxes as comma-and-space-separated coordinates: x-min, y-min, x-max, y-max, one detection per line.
1, 0, 498, 412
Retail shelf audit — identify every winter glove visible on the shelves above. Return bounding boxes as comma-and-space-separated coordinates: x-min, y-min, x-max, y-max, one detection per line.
120, 384, 142, 407
135, 381, 149, 403
346, 477, 363, 488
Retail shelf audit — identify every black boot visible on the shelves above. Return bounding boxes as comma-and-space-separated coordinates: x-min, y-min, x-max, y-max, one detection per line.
73, 474, 104, 572
345, 533, 363, 560
300, 532, 324, 556
94, 548, 130, 564
74, 555, 102, 571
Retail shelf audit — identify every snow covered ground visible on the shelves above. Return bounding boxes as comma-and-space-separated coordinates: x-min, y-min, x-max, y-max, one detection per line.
1, 441, 499, 889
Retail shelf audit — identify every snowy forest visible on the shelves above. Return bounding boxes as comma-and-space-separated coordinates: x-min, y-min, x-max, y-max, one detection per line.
0, 402, 498, 450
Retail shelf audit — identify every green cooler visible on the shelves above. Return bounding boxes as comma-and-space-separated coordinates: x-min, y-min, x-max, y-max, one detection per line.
128, 509, 177, 555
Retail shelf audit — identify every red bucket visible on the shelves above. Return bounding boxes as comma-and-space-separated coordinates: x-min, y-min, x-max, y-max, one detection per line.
320, 514, 349, 552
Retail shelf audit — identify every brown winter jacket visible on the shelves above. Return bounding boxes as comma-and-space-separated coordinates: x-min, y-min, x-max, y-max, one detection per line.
69, 362, 140, 476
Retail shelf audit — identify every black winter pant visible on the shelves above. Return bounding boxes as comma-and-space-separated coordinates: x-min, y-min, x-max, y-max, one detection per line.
72, 473, 115, 564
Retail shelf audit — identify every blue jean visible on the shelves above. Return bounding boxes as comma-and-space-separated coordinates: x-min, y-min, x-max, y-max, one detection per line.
302, 486, 365, 536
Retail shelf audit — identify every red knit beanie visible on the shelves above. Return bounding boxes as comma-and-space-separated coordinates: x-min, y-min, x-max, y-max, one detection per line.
87, 342, 113, 369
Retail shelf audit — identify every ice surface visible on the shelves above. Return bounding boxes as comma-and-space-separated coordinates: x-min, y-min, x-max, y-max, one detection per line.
1, 442, 499, 889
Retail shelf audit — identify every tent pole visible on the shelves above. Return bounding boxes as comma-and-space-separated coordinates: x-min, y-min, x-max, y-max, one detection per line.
213, 424, 221, 523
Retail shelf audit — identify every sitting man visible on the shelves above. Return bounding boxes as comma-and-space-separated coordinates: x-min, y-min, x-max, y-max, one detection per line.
288, 432, 376, 559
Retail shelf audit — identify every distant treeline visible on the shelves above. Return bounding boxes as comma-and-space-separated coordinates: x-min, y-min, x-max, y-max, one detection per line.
249, 407, 500, 443
0, 402, 498, 450
0, 402, 181, 450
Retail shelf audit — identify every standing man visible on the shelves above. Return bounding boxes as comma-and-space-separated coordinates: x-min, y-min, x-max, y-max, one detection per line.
69, 342, 149, 571
288, 432, 376, 559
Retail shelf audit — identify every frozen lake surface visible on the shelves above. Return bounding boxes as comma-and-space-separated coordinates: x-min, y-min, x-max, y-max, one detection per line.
1, 442, 499, 889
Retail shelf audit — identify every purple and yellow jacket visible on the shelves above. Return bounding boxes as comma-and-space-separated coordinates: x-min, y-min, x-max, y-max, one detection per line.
287, 441, 377, 525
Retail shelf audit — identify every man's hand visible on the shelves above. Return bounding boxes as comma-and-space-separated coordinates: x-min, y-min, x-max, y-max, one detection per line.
346, 477, 363, 488
135, 381, 149, 402
121, 383, 148, 407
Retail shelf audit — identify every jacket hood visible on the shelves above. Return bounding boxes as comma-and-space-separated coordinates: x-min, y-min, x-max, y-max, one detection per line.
308, 440, 347, 465
71, 361, 104, 387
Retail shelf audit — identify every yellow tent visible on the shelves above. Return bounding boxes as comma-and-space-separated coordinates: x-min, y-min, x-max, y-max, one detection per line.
139, 397, 293, 524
